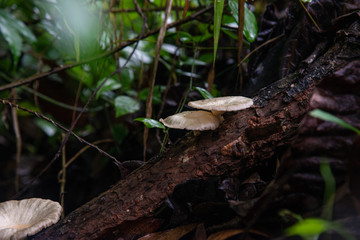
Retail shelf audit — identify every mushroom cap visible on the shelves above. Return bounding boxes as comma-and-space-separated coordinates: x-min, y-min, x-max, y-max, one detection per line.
0, 198, 62, 239
188, 96, 253, 112
160, 111, 221, 130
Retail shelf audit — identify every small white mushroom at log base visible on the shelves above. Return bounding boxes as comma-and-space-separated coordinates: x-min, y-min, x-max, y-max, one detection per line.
0, 198, 62, 240
159, 111, 221, 131
188, 96, 253, 116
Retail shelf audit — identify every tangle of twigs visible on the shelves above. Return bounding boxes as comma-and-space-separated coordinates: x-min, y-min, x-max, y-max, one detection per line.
11, 1, 150, 199
0, 98, 120, 163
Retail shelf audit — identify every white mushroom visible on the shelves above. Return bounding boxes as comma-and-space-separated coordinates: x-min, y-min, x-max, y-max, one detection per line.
0, 198, 62, 240
188, 96, 253, 116
160, 111, 221, 131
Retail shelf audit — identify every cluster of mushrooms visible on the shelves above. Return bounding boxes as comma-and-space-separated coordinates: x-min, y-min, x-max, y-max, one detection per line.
160, 96, 253, 131
0, 198, 62, 239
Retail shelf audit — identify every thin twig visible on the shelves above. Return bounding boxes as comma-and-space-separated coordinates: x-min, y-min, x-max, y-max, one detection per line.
298, 0, 321, 32
11, 0, 149, 199
106, 6, 203, 13
0, 99, 120, 163
0, 72, 92, 112
178, 46, 197, 113
133, 0, 149, 31
238, 34, 285, 66
143, 0, 173, 161
156, 0, 188, 120
237, 0, 245, 92
72, 79, 83, 123
57, 139, 114, 181
156, 48, 180, 120
60, 133, 66, 219
10, 90, 21, 193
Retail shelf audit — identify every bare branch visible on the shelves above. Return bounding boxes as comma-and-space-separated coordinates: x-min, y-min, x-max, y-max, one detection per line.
0, 99, 120, 164
106, 6, 203, 13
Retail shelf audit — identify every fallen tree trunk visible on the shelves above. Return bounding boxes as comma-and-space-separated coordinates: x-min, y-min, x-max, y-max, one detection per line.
34, 16, 360, 240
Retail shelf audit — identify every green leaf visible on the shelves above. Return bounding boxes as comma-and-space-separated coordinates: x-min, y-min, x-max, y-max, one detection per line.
0, 9, 36, 65
120, 68, 134, 91
320, 159, 335, 221
114, 96, 140, 117
167, 31, 212, 44
221, 28, 239, 40
228, 0, 258, 42
167, 31, 192, 42
213, 0, 225, 65
112, 124, 128, 144
175, 69, 201, 78
286, 218, 330, 237
286, 218, 356, 240
138, 86, 165, 104
193, 87, 214, 99
278, 209, 303, 222
0, 9, 36, 43
191, 32, 213, 43
228, 0, 238, 19
180, 58, 207, 66
243, 4, 258, 42
95, 78, 122, 99
134, 118, 165, 129
0, 15, 21, 65
1, 26, 22, 65
198, 53, 214, 63
309, 109, 360, 135
35, 118, 57, 137
222, 14, 238, 25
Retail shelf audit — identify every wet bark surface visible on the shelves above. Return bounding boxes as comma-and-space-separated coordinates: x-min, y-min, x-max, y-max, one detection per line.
33, 2, 360, 240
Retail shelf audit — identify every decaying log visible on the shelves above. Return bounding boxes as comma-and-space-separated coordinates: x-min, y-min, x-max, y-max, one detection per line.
32, 17, 360, 239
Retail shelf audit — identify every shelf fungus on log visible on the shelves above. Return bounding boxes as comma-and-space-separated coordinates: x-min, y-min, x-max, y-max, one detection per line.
160, 96, 253, 132
0, 198, 62, 240
159, 111, 221, 131
188, 96, 254, 116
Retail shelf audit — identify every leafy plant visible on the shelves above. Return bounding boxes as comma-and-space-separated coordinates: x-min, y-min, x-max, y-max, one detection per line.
95, 78, 122, 100
114, 96, 140, 117
319, 159, 335, 221
286, 218, 355, 240
309, 109, 360, 135
284, 158, 354, 240
134, 118, 165, 130
213, 0, 225, 66
193, 87, 214, 99
0, 9, 36, 66
228, 0, 258, 43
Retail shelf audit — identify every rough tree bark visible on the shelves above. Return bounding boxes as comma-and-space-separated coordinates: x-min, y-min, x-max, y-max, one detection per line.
32, 15, 360, 239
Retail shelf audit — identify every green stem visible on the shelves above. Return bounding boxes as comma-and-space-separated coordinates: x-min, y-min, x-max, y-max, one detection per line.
160, 128, 169, 153
179, 45, 197, 112
160, 45, 198, 152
